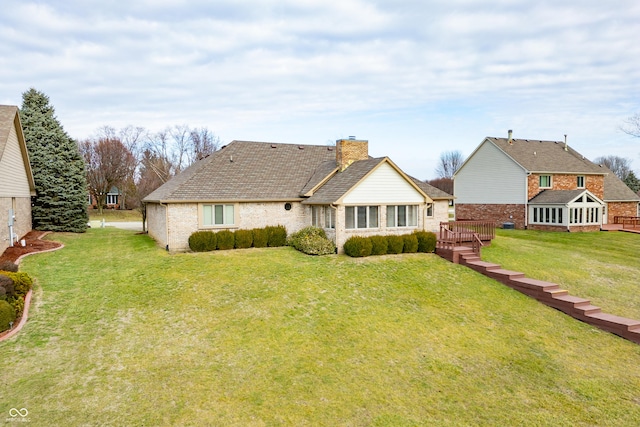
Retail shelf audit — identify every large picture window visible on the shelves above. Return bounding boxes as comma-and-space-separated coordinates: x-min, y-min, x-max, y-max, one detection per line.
531, 207, 563, 225
386, 205, 418, 227
345, 206, 379, 229
203, 204, 235, 226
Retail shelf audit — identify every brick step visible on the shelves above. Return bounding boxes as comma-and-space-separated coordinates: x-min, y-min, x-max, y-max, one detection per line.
464, 260, 501, 274
484, 269, 526, 285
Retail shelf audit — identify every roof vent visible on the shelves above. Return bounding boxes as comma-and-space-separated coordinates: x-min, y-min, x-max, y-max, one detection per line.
298, 146, 304, 150
271, 144, 277, 148
508, 129, 513, 145
349, 136, 356, 140
564, 134, 568, 151
327, 146, 334, 151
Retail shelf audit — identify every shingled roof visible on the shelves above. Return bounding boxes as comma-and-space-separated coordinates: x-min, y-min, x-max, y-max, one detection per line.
528, 189, 596, 205
602, 166, 640, 202
487, 137, 605, 174
0, 105, 36, 194
145, 140, 453, 204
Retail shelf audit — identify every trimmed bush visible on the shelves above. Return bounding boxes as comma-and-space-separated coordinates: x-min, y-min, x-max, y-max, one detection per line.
266, 225, 287, 247
188, 231, 217, 252
0, 300, 16, 332
414, 231, 437, 253
216, 230, 235, 250
370, 235, 388, 256
288, 227, 335, 255
386, 235, 404, 254
0, 260, 18, 272
1, 272, 32, 298
402, 234, 419, 253
343, 236, 373, 257
234, 229, 253, 249
0, 274, 14, 297
252, 228, 268, 248
7, 296, 24, 319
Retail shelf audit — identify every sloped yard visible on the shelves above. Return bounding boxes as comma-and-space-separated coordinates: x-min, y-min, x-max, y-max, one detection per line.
482, 229, 640, 321
1, 228, 640, 426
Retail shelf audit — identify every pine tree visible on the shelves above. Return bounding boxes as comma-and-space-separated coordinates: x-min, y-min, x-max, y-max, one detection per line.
20, 88, 88, 232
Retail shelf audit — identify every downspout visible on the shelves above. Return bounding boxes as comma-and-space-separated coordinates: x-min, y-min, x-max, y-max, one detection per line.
525, 173, 531, 229
330, 203, 339, 252
160, 202, 169, 251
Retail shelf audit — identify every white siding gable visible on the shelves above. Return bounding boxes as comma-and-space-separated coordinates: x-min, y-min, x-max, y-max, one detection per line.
0, 124, 31, 198
342, 162, 425, 204
455, 140, 527, 204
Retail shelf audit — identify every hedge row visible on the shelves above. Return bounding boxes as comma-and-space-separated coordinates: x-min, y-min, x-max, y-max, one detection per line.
188, 225, 287, 252
343, 231, 437, 257
287, 227, 336, 256
0, 269, 33, 332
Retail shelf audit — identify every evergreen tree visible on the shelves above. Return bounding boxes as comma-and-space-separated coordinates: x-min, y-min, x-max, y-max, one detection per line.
20, 88, 88, 232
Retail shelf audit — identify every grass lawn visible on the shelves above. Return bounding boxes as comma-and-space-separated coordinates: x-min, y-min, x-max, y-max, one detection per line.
2, 229, 640, 426
482, 229, 640, 320
87, 209, 142, 222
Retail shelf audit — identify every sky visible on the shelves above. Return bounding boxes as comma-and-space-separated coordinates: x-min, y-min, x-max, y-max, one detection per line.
1, 0, 639, 179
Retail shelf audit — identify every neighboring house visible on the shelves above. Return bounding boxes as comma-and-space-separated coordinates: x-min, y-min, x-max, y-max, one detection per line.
454, 132, 640, 231
89, 186, 121, 209
144, 138, 453, 252
0, 106, 36, 253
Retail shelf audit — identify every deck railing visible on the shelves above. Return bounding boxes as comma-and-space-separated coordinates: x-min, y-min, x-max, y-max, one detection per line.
614, 216, 640, 229
439, 221, 496, 254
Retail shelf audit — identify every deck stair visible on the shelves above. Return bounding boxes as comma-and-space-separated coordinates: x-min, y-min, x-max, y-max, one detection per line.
437, 243, 640, 345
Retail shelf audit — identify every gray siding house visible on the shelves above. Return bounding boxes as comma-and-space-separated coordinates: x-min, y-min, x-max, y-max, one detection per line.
0, 106, 36, 253
144, 138, 453, 252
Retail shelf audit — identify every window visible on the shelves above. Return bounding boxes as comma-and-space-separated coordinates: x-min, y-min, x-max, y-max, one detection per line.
387, 205, 418, 227
426, 203, 434, 217
325, 207, 335, 229
312, 206, 321, 227
539, 175, 552, 188
577, 176, 585, 188
531, 207, 563, 225
203, 204, 234, 226
345, 206, 379, 229
106, 194, 118, 205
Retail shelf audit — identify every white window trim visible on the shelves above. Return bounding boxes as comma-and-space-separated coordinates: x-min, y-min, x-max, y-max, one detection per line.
577, 175, 585, 189
200, 203, 238, 228
539, 175, 552, 189
345, 205, 379, 229
386, 205, 419, 228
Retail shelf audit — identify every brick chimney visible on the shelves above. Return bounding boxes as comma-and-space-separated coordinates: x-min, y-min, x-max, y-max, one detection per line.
336, 137, 368, 171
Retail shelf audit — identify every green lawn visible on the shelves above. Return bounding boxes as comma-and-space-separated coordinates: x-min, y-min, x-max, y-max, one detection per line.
2, 229, 640, 426
482, 229, 640, 320
87, 209, 142, 222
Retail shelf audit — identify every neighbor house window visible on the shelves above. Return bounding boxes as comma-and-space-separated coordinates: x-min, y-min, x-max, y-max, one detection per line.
577, 176, 585, 188
539, 175, 552, 188
386, 205, 418, 227
345, 206, 379, 229
203, 204, 235, 226
106, 194, 118, 205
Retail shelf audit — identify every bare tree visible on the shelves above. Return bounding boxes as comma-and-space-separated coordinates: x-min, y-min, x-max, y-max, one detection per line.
80, 136, 137, 215
427, 177, 454, 195
621, 113, 640, 138
435, 150, 464, 179
132, 149, 171, 231
593, 155, 633, 181
189, 127, 220, 164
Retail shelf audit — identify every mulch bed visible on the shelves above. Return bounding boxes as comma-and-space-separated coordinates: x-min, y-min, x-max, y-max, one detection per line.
0, 230, 63, 264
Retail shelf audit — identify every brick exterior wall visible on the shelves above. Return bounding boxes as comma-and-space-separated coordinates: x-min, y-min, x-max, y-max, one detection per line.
455, 203, 526, 229
336, 139, 368, 170
527, 174, 604, 200
0, 197, 32, 254
607, 201, 639, 223
146, 203, 167, 248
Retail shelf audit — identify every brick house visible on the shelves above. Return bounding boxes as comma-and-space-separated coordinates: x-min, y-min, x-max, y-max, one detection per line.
144, 138, 453, 252
454, 132, 640, 231
0, 106, 36, 253
88, 186, 121, 210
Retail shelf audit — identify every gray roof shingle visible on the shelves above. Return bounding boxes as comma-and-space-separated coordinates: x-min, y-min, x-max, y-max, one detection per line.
602, 166, 640, 202
528, 189, 590, 204
487, 137, 604, 174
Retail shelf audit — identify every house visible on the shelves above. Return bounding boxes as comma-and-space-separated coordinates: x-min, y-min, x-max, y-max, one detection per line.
0, 106, 36, 253
454, 131, 640, 231
144, 138, 453, 252
89, 186, 121, 210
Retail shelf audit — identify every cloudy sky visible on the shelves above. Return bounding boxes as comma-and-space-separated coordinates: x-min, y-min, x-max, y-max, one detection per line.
1, 0, 639, 179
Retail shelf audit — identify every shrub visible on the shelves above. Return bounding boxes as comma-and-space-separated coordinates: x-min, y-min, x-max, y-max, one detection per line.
266, 225, 287, 247
7, 296, 24, 319
402, 234, 419, 253
0, 300, 16, 332
343, 236, 373, 257
1, 272, 32, 298
0, 260, 18, 272
386, 235, 404, 254
216, 230, 235, 250
234, 229, 253, 249
252, 228, 268, 248
0, 274, 15, 297
370, 235, 388, 256
414, 231, 437, 253
0, 287, 5, 301
288, 227, 335, 255
188, 231, 217, 252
